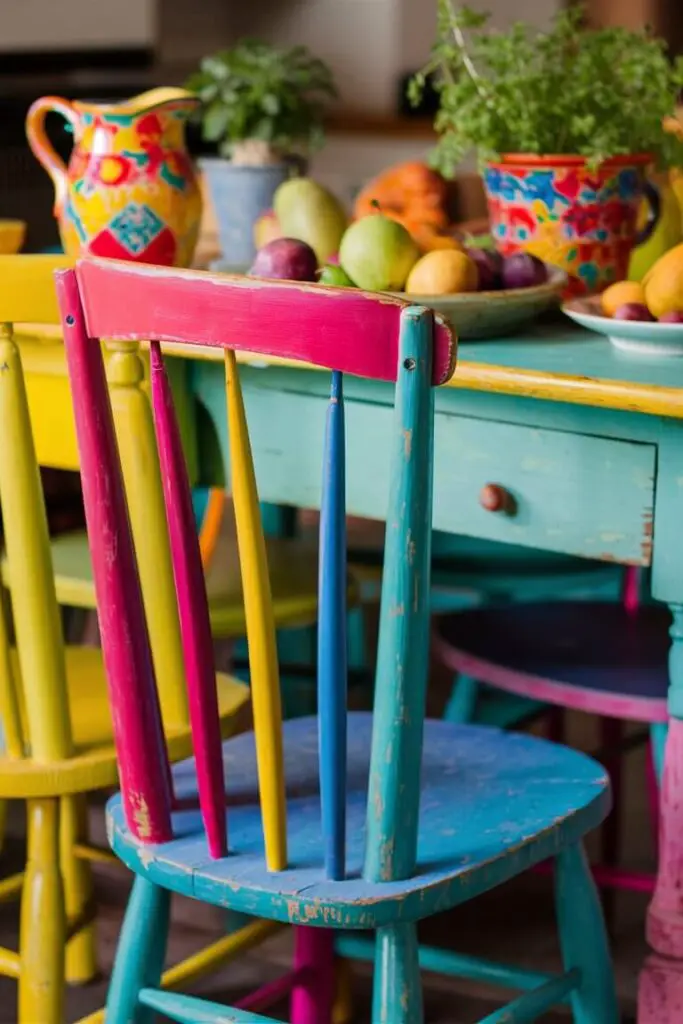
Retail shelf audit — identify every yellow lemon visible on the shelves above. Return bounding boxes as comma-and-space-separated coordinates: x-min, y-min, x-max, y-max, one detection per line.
405, 250, 478, 296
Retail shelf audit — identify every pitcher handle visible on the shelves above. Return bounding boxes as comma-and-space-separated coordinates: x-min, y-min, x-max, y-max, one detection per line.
635, 179, 661, 248
26, 96, 78, 212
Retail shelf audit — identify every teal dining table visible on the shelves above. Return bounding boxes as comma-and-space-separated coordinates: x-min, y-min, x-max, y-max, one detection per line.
15, 314, 683, 1021
189, 319, 683, 1024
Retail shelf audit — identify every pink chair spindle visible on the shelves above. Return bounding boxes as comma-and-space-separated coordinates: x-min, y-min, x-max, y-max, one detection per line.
56, 269, 173, 844
149, 341, 227, 859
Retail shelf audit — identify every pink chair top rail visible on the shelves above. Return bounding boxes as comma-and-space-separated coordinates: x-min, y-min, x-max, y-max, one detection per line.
74, 258, 456, 386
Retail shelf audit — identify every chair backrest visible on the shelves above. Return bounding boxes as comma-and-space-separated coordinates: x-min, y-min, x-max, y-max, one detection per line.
57, 257, 456, 880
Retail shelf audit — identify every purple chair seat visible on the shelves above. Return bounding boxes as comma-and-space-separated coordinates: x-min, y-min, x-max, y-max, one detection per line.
434, 602, 670, 723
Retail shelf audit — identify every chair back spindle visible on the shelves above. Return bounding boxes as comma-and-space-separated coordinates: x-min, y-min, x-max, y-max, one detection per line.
58, 257, 455, 878
318, 369, 348, 880
57, 273, 173, 843
364, 310, 436, 884
225, 348, 287, 871
150, 340, 227, 857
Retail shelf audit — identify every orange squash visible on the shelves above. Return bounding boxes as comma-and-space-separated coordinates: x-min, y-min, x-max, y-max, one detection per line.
354, 161, 453, 251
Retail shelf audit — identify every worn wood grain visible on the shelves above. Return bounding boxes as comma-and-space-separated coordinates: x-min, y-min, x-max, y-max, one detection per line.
224, 381, 656, 567
107, 714, 610, 929
74, 257, 456, 386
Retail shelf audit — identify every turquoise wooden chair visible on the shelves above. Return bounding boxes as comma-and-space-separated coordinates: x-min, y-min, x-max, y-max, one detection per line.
58, 257, 617, 1023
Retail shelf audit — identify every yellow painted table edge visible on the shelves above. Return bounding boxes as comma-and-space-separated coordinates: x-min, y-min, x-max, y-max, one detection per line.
16, 325, 683, 420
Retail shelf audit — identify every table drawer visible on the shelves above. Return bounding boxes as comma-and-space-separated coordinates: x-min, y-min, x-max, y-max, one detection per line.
242, 385, 656, 566
432, 414, 655, 565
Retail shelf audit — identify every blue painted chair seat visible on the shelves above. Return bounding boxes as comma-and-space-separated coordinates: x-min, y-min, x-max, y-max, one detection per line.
435, 602, 670, 722
107, 714, 609, 930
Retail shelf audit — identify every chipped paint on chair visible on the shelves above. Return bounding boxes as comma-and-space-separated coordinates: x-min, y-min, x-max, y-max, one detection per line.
58, 257, 617, 1023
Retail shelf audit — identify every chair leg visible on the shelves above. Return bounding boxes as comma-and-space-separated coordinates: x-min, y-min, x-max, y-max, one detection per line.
650, 721, 668, 783
347, 605, 368, 671
106, 875, 170, 1024
0, 799, 7, 855
555, 842, 619, 1024
646, 744, 661, 859
443, 674, 478, 724
290, 925, 335, 1024
332, 954, 355, 1024
547, 707, 566, 744
61, 794, 97, 984
599, 717, 623, 932
19, 797, 65, 1024
372, 923, 423, 1024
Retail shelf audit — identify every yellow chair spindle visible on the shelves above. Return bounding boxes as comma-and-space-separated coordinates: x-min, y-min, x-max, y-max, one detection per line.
0, 591, 25, 760
225, 350, 287, 871
0, 323, 72, 761
106, 340, 190, 730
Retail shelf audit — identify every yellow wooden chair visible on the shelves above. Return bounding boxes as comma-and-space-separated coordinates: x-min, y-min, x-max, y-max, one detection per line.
0, 256, 255, 1021
2, 256, 326, 641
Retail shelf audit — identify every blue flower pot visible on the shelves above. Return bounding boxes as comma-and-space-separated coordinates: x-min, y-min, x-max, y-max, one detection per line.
199, 158, 292, 267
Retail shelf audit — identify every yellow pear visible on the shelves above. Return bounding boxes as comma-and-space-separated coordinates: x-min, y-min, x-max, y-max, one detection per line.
273, 178, 347, 264
643, 242, 683, 318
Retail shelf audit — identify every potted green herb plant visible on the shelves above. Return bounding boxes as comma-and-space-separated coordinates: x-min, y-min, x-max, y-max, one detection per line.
187, 40, 337, 266
411, 2, 683, 295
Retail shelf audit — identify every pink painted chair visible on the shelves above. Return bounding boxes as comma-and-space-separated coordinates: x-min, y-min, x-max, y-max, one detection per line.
57, 257, 617, 1023
432, 568, 667, 905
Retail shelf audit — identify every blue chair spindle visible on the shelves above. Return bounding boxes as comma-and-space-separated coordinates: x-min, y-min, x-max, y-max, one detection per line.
317, 369, 348, 880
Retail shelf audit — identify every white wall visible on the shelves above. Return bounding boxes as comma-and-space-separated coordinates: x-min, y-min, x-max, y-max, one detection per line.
224, 0, 563, 115
0, 0, 157, 50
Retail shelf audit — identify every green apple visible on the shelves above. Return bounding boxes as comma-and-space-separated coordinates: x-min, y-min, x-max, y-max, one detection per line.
273, 178, 347, 264
339, 214, 420, 292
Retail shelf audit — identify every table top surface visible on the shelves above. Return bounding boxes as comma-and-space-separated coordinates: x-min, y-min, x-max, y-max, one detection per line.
17, 315, 683, 420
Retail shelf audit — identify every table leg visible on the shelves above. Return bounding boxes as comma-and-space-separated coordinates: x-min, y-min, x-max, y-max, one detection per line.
639, 605, 683, 1022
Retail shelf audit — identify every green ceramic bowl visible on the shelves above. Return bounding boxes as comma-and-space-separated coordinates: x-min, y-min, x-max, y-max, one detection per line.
563, 296, 683, 357
394, 266, 567, 340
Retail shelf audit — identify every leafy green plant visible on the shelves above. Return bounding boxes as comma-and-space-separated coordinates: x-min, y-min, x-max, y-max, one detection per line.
187, 40, 337, 163
410, 1, 683, 172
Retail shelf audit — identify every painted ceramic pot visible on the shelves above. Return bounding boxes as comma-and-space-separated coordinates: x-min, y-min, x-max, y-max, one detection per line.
483, 154, 659, 297
26, 88, 202, 268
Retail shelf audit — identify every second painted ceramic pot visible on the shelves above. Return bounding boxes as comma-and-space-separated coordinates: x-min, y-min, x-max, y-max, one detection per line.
483, 153, 659, 297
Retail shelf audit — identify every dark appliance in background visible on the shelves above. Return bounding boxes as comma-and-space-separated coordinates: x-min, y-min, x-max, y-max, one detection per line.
0, 49, 156, 252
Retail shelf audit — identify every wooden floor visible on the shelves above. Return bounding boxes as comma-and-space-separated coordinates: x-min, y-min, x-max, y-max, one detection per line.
0, 708, 650, 1023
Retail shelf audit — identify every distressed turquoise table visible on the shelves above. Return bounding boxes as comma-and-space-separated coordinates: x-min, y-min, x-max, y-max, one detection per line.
189, 319, 683, 1023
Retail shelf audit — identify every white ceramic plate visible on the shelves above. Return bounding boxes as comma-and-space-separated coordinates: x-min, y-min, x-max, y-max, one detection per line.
563, 297, 683, 357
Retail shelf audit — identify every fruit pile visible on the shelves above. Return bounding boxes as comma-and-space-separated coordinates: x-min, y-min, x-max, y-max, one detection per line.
601, 243, 683, 323
249, 173, 551, 297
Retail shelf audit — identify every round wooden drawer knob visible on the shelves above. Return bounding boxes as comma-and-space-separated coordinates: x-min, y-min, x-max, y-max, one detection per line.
479, 483, 514, 514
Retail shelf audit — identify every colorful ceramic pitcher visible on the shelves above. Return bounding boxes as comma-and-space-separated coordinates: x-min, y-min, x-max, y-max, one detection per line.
483, 154, 659, 297
27, 88, 202, 267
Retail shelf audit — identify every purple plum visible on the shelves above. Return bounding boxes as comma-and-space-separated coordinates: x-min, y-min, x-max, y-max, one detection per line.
501, 252, 548, 290
249, 237, 318, 282
466, 247, 503, 291
613, 302, 655, 322
659, 310, 683, 323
